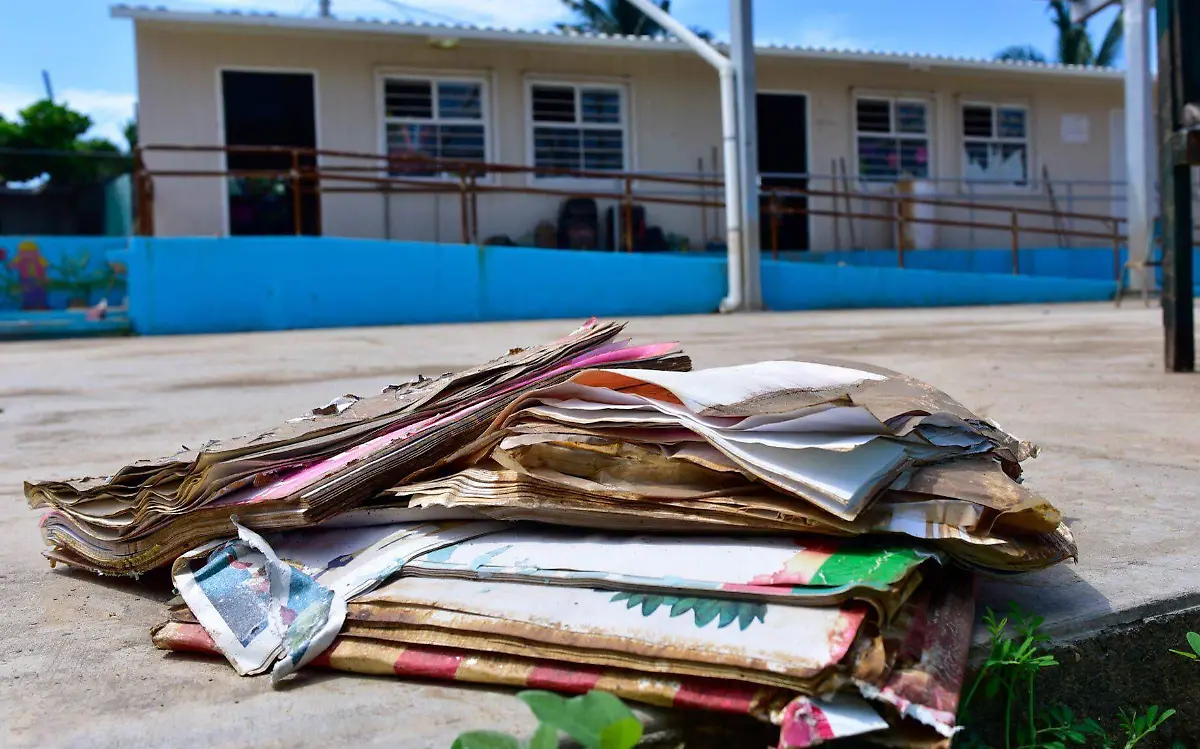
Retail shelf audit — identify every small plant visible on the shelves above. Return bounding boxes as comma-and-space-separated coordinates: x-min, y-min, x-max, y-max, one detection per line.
959, 604, 1175, 749
1088, 706, 1177, 749
452, 690, 643, 749
1169, 631, 1200, 662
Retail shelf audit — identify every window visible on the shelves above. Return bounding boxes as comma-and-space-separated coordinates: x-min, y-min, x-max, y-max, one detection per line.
962, 103, 1029, 186
529, 83, 627, 176
855, 97, 931, 181
381, 76, 487, 176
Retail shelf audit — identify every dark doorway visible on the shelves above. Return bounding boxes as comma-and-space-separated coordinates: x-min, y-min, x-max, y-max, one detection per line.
221, 71, 320, 236
757, 93, 809, 252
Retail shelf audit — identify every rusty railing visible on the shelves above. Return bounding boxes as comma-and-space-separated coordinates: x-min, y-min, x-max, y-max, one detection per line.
134, 143, 1156, 279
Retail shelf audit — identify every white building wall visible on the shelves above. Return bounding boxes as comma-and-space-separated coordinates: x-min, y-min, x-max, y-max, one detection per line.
134, 22, 1124, 251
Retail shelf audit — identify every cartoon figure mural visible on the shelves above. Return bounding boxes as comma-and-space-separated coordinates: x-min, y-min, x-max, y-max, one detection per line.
9, 241, 51, 310
0, 238, 129, 313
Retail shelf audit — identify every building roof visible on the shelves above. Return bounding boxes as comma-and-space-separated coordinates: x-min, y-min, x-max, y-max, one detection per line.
110, 4, 1124, 81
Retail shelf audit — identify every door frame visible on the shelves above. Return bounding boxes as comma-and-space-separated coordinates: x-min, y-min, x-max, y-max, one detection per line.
756, 89, 812, 251
215, 66, 322, 237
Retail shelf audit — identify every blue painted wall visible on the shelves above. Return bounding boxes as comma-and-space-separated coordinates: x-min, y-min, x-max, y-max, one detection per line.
763, 258, 1116, 311
124, 238, 728, 335
120, 237, 1144, 336
0, 236, 128, 312
798, 246, 1200, 286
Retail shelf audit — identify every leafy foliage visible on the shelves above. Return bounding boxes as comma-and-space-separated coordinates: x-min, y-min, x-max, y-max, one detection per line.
1168, 630, 1200, 661
123, 119, 138, 151
959, 604, 1175, 749
994, 1, 1122, 67
0, 99, 130, 186
451, 690, 643, 749
556, 0, 670, 36
994, 45, 1050, 64
555, 0, 712, 41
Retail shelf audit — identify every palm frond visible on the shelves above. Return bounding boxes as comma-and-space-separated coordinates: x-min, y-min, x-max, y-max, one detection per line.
1094, 12, 1124, 67
995, 45, 1049, 63
1048, 0, 1082, 64
559, 0, 620, 34
611, 0, 668, 37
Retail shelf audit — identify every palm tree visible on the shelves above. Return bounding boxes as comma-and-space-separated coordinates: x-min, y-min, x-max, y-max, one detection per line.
995, 0, 1123, 67
556, 0, 712, 40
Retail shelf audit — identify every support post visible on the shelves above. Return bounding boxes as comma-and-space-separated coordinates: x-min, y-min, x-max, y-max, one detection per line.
469, 171, 479, 245
1011, 209, 1020, 275
1112, 219, 1122, 282
133, 147, 147, 237
458, 172, 470, 244
1157, 0, 1196, 372
731, 0, 762, 309
1125, 0, 1155, 293
624, 0, 747, 311
769, 191, 780, 260
291, 149, 302, 236
624, 175, 634, 252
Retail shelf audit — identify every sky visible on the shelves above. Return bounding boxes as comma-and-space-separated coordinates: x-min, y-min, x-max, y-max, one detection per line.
0, 0, 1123, 148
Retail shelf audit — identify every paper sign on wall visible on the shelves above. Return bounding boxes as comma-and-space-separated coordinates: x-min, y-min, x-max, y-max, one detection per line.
1061, 114, 1090, 144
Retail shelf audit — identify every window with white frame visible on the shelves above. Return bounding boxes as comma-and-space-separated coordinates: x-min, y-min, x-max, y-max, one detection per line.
529, 82, 627, 175
962, 103, 1029, 186
381, 76, 487, 176
854, 97, 931, 181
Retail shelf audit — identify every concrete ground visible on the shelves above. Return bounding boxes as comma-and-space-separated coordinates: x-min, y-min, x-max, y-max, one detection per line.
2, 302, 1199, 748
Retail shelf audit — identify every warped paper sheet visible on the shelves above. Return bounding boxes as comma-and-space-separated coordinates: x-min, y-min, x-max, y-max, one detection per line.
570, 361, 889, 416
151, 619, 795, 717
394, 466, 861, 535
348, 577, 870, 691
172, 520, 506, 678
448, 361, 1038, 523
390, 464, 1076, 573
169, 520, 931, 683
855, 569, 975, 738
507, 387, 912, 520
405, 529, 939, 619
152, 619, 897, 748
777, 693, 889, 747
29, 320, 690, 574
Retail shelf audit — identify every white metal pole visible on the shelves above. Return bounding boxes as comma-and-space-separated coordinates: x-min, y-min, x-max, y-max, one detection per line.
623, 0, 746, 312
716, 70, 745, 313
731, 0, 762, 310
1124, 0, 1154, 292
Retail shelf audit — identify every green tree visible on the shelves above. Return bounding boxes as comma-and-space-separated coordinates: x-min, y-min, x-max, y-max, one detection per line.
123, 119, 138, 152
556, 0, 712, 40
995, 0, 1123, 67
0, 99, 129, 186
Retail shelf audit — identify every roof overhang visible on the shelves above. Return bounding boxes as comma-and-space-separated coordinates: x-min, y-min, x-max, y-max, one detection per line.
111, 4, 1125, 82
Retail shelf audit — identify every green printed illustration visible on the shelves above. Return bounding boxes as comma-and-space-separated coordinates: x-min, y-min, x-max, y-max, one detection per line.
807, 546, 932, 588
609, 591, 766, 631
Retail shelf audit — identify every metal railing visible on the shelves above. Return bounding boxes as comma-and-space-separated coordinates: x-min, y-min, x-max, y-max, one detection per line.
133, 144, 1188, 279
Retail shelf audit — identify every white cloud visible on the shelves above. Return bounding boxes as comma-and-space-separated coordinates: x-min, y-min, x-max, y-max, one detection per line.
0, 83, 136, 147
173, 0, 571, 28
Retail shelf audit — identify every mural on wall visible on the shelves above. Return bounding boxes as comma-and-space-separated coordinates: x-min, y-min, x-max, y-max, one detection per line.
0, 238, 127, 313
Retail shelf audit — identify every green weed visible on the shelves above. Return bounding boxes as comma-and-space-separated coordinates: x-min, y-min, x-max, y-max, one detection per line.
451, 690, 643, 749
959, 604, 1176, 749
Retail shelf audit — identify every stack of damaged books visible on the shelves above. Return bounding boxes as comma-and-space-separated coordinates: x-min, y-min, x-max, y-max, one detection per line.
26, 321, 1077, 747
26, 320, 688, 574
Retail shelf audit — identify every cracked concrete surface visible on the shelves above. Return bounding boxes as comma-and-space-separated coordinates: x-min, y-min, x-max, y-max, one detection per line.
2, 303, 1199, 747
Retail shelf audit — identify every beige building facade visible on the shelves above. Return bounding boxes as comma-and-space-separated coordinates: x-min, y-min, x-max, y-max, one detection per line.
117, 5, 1129, 250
